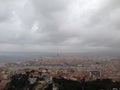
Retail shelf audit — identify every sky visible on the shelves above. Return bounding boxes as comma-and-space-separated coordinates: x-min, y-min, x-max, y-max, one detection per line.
0, 0, 120, 54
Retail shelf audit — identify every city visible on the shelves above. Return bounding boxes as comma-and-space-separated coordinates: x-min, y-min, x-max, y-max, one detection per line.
0, 56, 120, 90
0, 0, 120, 90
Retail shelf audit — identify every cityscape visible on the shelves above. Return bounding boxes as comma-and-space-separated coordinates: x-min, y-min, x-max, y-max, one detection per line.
0, 55, 120, 90
0, 0, 120, 90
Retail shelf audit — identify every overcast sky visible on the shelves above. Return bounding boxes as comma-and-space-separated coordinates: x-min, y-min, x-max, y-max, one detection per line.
0, 0, 120, 53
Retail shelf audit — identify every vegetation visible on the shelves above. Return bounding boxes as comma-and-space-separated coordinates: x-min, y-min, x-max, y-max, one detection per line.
4, 74, 120, 90
45, 78, 120, 90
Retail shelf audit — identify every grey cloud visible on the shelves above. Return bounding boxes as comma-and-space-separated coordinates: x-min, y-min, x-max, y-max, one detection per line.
0, 1, 12, 22
0, 0, 120, 53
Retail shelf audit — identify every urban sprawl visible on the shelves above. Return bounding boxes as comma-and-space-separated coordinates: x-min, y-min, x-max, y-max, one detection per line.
0, 56, 120, 90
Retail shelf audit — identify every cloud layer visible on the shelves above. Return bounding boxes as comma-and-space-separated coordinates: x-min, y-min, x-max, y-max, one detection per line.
0, 0, 120, 53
